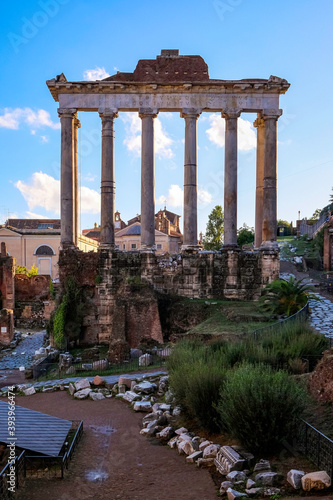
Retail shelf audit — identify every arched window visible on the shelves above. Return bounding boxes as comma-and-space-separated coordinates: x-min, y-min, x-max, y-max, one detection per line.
35, 245, 55, 256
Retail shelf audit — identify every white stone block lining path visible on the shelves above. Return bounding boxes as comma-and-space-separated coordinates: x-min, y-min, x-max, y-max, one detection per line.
309, 293, 333, 340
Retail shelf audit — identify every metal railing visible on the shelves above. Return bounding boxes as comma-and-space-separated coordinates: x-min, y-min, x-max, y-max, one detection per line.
34, 349, 170, 381
0, 451, 25, 499
299, 213, 328, 238
293, 419, 333, 480
63, 420, 83, 471
23, 420, 83, 480
251, 302, 309, 340
24, 455, 64, 479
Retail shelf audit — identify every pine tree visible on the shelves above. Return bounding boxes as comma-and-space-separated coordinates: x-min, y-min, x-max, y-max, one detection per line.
203, 205, 224, 250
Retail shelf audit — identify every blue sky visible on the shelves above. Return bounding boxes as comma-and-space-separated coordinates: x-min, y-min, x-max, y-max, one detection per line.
1, 0, 332, 235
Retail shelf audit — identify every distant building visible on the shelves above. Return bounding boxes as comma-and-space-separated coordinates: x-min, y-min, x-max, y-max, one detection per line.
83, 207, 182, 254
0, 219, 98, 278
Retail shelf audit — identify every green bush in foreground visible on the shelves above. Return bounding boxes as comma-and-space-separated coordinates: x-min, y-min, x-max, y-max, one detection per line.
167, 340, 226, 432
216, 364, 308, 453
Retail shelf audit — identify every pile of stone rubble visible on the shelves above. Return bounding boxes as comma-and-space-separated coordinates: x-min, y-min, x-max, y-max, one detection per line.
2, 372, 332, 497
113, 373, 332, 497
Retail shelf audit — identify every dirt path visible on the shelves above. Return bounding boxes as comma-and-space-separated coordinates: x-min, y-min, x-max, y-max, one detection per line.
14, 392, 218, 500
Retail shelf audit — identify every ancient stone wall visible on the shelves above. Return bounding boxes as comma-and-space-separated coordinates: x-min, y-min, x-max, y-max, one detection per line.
0, 243, 15, 344
14, 274, 54, 328
15, 275, 50, 301
0, 245, 15, 310
0, 309, 14, 345
56, 247, 279, 348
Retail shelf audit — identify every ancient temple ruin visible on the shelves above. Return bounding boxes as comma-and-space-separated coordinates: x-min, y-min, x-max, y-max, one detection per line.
47, 50, 290, 349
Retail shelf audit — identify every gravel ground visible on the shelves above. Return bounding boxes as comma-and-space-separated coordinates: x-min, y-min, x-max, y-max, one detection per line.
14, 392, 218, 500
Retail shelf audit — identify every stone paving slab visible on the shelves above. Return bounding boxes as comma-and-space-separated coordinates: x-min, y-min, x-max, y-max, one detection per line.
309, 293, 333, 339
0, 331, 45, 370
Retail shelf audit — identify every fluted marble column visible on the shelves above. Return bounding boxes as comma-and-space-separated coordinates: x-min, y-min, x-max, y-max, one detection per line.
99, 110, 118, 247
139, 108, 158, 250
222, 110, 241, 248
73, 116, 81, 246
181, 108, 201, 249
58, 108, 76, 247
261, 110, 282, 247
253, 115, 265, 248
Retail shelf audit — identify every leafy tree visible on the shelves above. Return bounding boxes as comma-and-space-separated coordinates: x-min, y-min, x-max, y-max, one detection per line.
203, 205, 224, 250
27, 263, 38, 276
310, 208, 321, 221
277, 219, 291, 227
259, 276, 317, 317
237, 224, 254, 246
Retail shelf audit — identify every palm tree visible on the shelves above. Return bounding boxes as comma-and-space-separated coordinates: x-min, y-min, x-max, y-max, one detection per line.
259, 277, 317, 317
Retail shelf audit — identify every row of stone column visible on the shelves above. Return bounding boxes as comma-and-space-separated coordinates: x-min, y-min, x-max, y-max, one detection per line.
58, 107, 281, 251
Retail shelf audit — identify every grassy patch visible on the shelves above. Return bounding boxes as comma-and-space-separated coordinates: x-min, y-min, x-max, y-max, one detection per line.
184, 301, 274, 337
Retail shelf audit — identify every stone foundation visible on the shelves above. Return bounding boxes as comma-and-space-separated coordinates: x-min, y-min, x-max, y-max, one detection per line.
57, 247, 279, 350
0, 309, 14, 345
0, 245, 15, 310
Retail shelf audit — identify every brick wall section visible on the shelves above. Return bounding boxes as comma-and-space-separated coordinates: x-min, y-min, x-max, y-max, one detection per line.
0, 309, 14, 345
0, 253, 15, 310
57, 247, 279, 348
15, 275, 51, 301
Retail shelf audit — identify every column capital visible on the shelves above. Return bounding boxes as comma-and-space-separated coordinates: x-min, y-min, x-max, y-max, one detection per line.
180, 108, 202, 119
139, 108, 158, 118
57, 108, 77, 118
222, 109, 241, 119
74, 117, 81, 129
262, 109, 283, 120
98, 108, 119, 119
253, 117, 265, 128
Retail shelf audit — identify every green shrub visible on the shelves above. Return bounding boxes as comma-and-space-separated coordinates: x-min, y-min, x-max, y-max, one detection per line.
49, 280, 56, 299
216, 364, 308, 453
260, 321, 328, 364
15, 264, 39, 276
53, 298, 66, 349
51, 276, 84, 348
167, 340, 226, 432
259, 277, 316, 317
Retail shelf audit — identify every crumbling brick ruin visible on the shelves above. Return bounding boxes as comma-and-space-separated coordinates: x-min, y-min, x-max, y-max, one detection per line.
0, 242, 14, 344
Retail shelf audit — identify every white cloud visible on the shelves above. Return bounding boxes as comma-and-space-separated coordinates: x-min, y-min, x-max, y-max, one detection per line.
83, 67, 110, 81
121, 113, 174, 159
16, 172, 60, 213
25, 211, 49, 219
157, 184, 212, 209
206, 114, 256, 151
15, 172, 100, 216
84, 172, 96, 182
80, 186, 100, 214
157, 184, 183, 208
198, 188, 212, 205
40, 135, 49, 143
0, 108, 60, 131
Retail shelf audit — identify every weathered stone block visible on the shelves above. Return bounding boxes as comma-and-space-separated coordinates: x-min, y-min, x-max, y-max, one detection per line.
301, 471, 331, 491
287, 469, 305, 489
